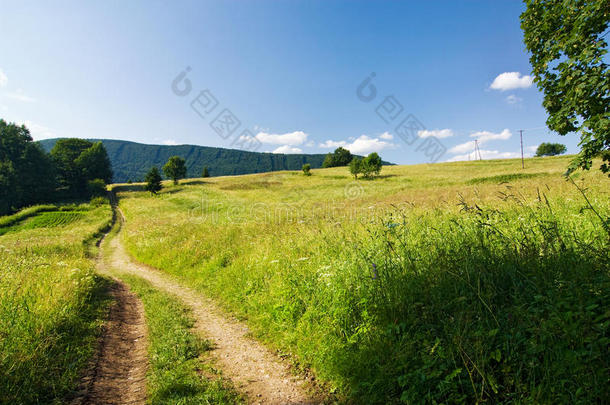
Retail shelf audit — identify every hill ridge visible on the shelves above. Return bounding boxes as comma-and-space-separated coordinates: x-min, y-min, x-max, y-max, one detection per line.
39, 138, 391, 183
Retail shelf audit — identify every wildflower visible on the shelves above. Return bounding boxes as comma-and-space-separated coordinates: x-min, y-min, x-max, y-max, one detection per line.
371, 263, 378, 280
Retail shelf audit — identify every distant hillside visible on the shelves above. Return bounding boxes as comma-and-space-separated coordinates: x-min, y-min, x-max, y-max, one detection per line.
39, 139, 390, 183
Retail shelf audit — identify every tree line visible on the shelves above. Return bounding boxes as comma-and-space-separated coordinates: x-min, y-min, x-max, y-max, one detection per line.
0, 120, 112, 215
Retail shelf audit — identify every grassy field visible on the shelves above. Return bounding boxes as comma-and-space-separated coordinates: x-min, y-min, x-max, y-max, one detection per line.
117, 155, 609, 404
0, 201, 112, 404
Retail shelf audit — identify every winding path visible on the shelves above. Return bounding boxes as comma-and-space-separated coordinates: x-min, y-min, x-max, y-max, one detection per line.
105, 210, 317, 404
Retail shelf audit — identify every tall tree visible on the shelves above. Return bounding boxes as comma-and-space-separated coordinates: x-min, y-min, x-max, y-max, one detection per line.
51, 138, 94, 195
201, 166, 210, 178
521, 0, 610, 175
0, 120, 56, 214
163, 156, 187, 184
51, 139, 113, 197
75, 141, 113, 184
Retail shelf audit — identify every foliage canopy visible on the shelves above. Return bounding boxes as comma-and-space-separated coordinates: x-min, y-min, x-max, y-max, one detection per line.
521, 0, 610, 175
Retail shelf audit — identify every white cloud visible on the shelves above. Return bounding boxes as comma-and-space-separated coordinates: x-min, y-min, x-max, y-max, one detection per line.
5, 89, 36, 103
506, 94, 522, 104
449, 140, 477, 154
470, 128, 512, 143
320, 134, 396, 155
418, 128, 454, 139
0, 69, 7, 87
272, 145, 303, 154
255, 130, 308, 145
162, 139, 179, 145
447, 149, 524, 162
319, 139, 347, 149
448, 129, 512, 155
489, 72, 533, 91
21, 120, 56, 140
379, 131, 393, 140
527, 145, 539, 153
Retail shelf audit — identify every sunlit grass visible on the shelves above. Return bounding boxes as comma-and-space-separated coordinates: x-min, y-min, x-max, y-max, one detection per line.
117, 156, 609, 403
0, 202, 112, 403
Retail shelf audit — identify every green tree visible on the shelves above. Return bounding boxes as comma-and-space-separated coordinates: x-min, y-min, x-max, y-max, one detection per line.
51, 138, 93, 196
521, 1, 610, 175
51, 139, 113, 197
75, 142, 113, 184
0, 120, 56, 214
323, 147, 353, 167
361, 152, 382, 178
302, 163, 311, 176
163, 156, 187, 184
535, 142, 568, 157
201, 166, 210, 178
145, 167, 162, 194
349, 157, 362, 179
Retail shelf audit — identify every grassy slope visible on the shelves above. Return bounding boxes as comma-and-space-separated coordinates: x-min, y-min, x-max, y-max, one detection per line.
0, 202, 112, 404
117, 156, 609, 404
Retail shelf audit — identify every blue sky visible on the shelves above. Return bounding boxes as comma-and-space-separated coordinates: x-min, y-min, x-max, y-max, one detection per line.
0, 0, 581, 164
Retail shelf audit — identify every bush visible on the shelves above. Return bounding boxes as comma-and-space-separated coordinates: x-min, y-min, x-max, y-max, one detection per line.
145, 167, 163, 194
87, 179, 107, 197
535, 142, 567, 157
302, 163, 311, 176
90, 196, 108, 207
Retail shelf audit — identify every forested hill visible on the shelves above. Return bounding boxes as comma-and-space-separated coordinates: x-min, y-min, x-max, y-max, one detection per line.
39, 139, 335, 183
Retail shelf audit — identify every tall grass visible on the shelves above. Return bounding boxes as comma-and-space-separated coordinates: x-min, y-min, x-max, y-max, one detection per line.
0, 202, 112, 404
117, 156, 609, 403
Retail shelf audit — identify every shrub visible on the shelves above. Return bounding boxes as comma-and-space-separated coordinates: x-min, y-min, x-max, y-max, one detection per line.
302, 163, 311, 176
87, 179, 107, 197
145, 167, 163, 194
535, 142, 567, 157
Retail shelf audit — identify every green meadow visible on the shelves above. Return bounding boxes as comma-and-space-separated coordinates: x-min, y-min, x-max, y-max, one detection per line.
0, 202, 112, 403
115, 155, 609, 403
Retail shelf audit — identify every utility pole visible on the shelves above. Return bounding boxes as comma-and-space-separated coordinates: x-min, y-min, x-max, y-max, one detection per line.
520, 130, 524, 169
474, 139, 482, 161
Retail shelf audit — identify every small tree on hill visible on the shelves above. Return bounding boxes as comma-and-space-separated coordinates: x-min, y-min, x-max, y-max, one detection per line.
163, 156, 187, 184
361, 152, 382, 178
349, 157, 362, 180
201, 166, 210, 178
323, 147, 353, 167
145, 167, 162, 194
302, 163, 311, 176
535, 142, 567, 157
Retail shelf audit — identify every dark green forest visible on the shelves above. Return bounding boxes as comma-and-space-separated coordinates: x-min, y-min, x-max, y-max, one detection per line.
39, 139, 328, 183
39, 139, 393, 183
1, 120, 113, 215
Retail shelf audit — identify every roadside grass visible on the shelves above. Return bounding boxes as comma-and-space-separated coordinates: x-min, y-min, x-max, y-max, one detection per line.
100, 228, 242, 405
116, 156, 609, 403
0, 201, 112, 404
